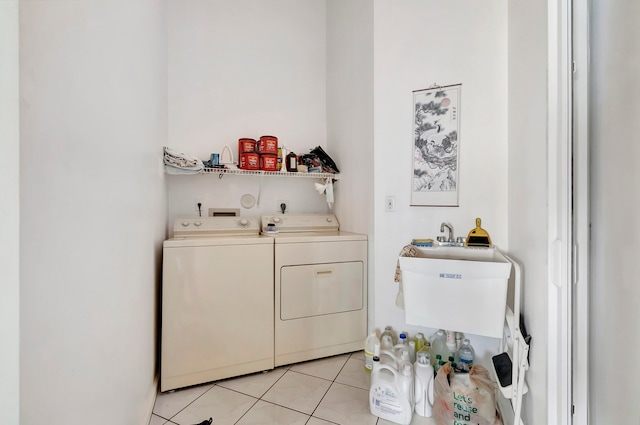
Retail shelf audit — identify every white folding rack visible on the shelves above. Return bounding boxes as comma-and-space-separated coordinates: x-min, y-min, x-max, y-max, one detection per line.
495, 254, 530, 425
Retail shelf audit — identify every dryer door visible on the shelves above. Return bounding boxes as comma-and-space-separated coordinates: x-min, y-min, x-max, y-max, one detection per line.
280, 261, 363, 320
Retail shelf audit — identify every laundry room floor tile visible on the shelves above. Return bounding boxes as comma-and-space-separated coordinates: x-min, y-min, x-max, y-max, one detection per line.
261, 370, 332, 415
378, 415, 437, 425
235, 400, 309, 425
313, 381, 377, 425
149, 414, 168, 425
170, 386, 257, 425
150, 350, 440, 425
152, 383, 214, 419
216, 367, 287, 399
335, 356, 370, 390
289, 353, 350, 381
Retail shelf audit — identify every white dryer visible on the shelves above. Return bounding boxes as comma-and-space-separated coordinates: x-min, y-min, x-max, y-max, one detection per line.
261, 214, 367, 367
161, 217, 274, 392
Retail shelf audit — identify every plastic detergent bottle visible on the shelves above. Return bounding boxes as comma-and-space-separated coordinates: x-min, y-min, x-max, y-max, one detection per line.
412, 333, 426, 353
414, 351, 434, 417
458, 338, 475, 372
408, 341, 416, 364
370, 362, 414, 424
365, 331, 381, 373
379, 349, 399, 369
399, 361, 415, 411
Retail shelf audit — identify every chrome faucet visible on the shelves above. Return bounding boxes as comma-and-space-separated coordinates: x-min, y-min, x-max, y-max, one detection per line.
440, 222, 454, 242
437, 222, 464, 246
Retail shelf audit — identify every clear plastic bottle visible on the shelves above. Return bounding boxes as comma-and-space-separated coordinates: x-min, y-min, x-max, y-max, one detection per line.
280, 145, 288, 173
458, 338, 475, 372
430, 330, 447, 366
381, 326, 397, 346
394, 333, 410, 361
364, 331, 381, 373
381, 333, 394, 351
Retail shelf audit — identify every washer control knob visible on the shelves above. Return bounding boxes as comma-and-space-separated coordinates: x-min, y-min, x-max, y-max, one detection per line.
194, 221, 202, 227
273, 217, 281, 223
239, 218, 249, 226
181, 221, 190, 227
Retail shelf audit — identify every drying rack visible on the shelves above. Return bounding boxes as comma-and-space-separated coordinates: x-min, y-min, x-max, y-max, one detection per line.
496, 254, 530, 425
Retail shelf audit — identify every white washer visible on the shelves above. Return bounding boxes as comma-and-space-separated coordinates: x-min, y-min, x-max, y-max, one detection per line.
261, 214, 368, 366
161, 217, 273, 392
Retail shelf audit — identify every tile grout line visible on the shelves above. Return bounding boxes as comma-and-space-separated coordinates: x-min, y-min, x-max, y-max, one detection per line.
306, 356, 352, 422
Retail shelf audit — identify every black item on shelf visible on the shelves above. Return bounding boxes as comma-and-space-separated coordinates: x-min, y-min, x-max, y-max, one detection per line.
300, 146, 340, 174
492, 352, 512, 388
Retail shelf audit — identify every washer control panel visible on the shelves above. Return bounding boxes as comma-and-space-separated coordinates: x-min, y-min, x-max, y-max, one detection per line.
173, 216, 260, 237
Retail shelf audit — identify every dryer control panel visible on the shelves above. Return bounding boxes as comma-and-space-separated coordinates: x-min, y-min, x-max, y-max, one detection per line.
173, 216, 260, 237
260, 214, 339, 233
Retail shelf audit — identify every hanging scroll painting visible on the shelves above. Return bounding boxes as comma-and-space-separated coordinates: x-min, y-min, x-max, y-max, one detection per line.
411, 84, 462, 206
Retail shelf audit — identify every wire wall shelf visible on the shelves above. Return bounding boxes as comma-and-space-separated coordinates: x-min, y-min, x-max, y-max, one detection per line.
200, 167, 340, 180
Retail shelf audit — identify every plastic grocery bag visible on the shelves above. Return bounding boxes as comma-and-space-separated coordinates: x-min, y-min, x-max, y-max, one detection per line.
433, 363, 502, 425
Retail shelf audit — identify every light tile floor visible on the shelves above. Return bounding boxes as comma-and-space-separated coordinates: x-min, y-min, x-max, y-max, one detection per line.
150, 351, 436, 425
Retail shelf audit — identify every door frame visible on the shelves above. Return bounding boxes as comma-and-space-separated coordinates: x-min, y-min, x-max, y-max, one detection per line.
571, 0, 590, 423
547, 0, 574, 424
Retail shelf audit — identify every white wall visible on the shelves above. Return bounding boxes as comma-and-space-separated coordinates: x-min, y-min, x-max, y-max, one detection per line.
326, 0, 374, 235
590, 1, 640, 422
372, 0, 508, 362
507, 2, 549, 424
166, 0, 331, 224
326, 0, 374, 324
19, 1, 167, 423
0, 2, 20, 424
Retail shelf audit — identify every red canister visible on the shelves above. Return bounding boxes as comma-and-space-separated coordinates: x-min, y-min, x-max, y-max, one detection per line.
239, 152, 259, 170
258, 135, 278, 155
260, 154, 278, 171
238, 138, 256, 154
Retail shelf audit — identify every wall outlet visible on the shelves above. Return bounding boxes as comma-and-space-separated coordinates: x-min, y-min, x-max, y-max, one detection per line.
277, 200, 289, 214
194, 197, 204, 215
385, 196, 396, 212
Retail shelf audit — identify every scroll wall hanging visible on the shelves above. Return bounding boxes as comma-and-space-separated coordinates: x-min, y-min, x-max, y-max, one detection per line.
411, 83, 461, 207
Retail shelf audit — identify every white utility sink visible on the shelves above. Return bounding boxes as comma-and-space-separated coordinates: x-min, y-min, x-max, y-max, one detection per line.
398, 246, 512, 338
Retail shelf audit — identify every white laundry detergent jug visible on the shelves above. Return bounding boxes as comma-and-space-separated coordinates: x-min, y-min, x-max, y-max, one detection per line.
414, 351, 435, 417
379, 348, 397, 366
370, 362, 414, 425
